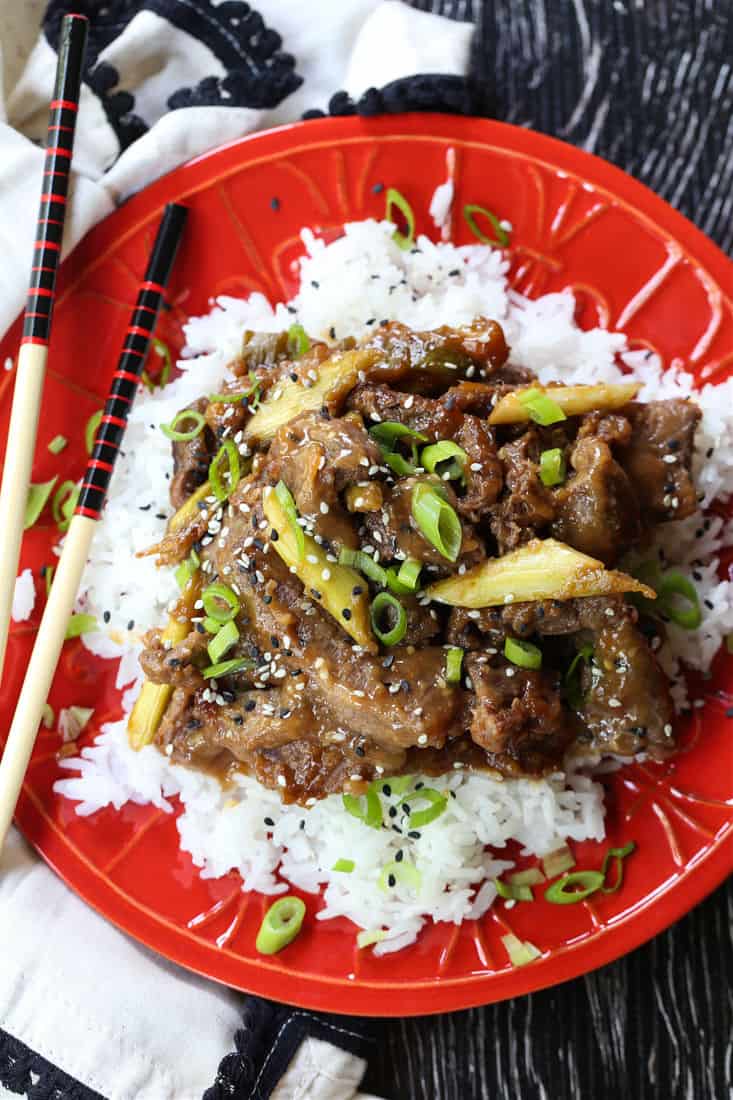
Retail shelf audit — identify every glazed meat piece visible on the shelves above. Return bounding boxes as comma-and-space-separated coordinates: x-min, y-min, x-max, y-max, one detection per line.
550, 435, 641, 564
451, 416, 504, 520
446, 595, 629, 647
490, 430, 555, 553
364, 318, 509, 392
348, 383, 463, 440
623, 400, 701, 520
139, 627, 209, 690
169, 397, 215, 509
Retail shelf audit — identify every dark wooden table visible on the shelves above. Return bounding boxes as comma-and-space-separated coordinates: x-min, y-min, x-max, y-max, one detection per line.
365, 3, 733, 1097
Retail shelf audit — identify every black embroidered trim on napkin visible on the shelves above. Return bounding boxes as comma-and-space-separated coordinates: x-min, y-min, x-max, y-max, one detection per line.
302, 72, 486, 121
0, 1028, 104, 1100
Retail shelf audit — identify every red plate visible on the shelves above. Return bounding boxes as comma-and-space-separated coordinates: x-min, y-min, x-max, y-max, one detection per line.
2, 115, 732, 1016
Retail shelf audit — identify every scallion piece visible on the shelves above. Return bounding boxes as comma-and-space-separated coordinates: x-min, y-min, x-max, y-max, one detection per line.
85, 409, 103, 454
386, 559, 421, 596
463, 203, 510, 247
65, 613, 98, 640
338, 547, 388, 586
52, 480, 79, 533
343, 787, 382, 829
518, 388, 567, 426
380, 775, 414, 797
399, 787, 447, 829
255, 896, 306, 955
545, 869, 605, 904
202, 656, 252, 680
369, 422, 427, 450
44, 565, 54, 598
24, 477, 58, 530
539, 447, 566, 486
600, 840, 636, 894
509, 867, 546, 887
274, 481, 304, 560
657, 571, 702, 630
202, 616, 222, 634
385, 188, 416, 250
411, 483, 462, 561
504, 636, 542, 670
383, 451, 417, 477
201, 582, 240, 623
153, 336, 172, 384
287, 323, 310, 357
541, 844, 575, 879
332, 858, 355, 873
370, 591, 407, 646
41, 703, 55, 729
47, 434, 67, 455
564, 644, 593, 709
501, 932, 541, 967
207, 619, 239, 664
445, 646, 464, 684
495, 878, 533, 902
209, 371, 260, 406
174, 551, 199, 591
160, 409, 205, 442
420, 440, 467, 482
209, 440, 240, 500
356, 928, 387, 948
378, 859, 421, 894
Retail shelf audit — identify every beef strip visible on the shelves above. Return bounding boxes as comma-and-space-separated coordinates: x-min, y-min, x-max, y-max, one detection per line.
139, 628, 209, 690
363, 318, 509, 393
490, 430, 555, 552
348, 383, 463, 440
169, 397, 215, 510
623, 400, 701, 521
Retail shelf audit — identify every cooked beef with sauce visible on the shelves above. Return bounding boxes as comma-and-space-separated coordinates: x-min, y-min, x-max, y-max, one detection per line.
131, 318, 700, 803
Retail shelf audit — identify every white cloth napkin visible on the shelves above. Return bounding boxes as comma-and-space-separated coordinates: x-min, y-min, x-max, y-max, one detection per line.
0, 3, 473, 1098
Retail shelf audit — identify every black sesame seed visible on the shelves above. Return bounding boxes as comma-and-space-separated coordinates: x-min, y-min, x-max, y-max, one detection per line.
707, 447, 714, 459
155, 513, 166, 521
388, 805, 397, 818
668, 439, 680, 451
279, 707, 291, 719
195, 622, 206, 633
372, 182, 384, 193
263, 595, 272, 604
705, 599, 714, 610
233, 715, 244, 725
271, 529, 279, 541
245, 699, 256, 712
289, 372, 298, 383
415, 781, 424, 790
139, 503, 152, 511
103, 610, 111, 623
329, 326, 336, 340
299, 819, 305, 830
395, 849, 404, 862
449, 268, 460, 276
127, 619, 135, 631
264, 816, 275, 826
693, 571, 702, 581
402, 803, 411, 814
287, 305, 297, 314
311, 588, 322, 600
400, 679, 410, 693
408, 830, 421, 839
355, 746, 365, 757
342, 608, 352, 620
392, 824, 402, 833
311, 280, 320, 289
352, 585, 363, 596
388, 874, 396, 887
270, 197, 280, 210
382, 784, 392, 796
382, 655, 395, 669
270, 635, 279, 647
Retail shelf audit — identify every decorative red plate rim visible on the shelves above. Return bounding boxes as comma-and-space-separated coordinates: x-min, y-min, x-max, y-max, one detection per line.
8, 113, 733, 1016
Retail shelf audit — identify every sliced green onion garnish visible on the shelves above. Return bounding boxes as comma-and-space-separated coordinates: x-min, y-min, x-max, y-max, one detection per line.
518, 388, 567, 426
378, 859, 421, 894
463, 203, 510, 247
209, 440, 241, 500
420, 440, 467, 482
600, 840, 636, 894
504, 637, 542, 670
411, 483, 461, 561
287, 323, 310, 357
383, 451, 417, 477
545, 870, 605, 904
369, 422, 427, 450
380, 775, 414, 797
539, 447, 566, 487
386, 559, 422, 595
274, 481, 304, 560
501, 932, 541, 967
370, 591, 407, 646
657, 571, 702, 630
24, 477, 58, 529
356, 928, 387, 949
541, 844, 575, 879
201, 582, 240, 623
44, 565, 54, 597
385, 187, 416, 250
332, 858, 355, 873
399, 787, 447, 829
207, 619, 239, 664
52, 480, 79, 533
48, 434, 67, 455
338, 547, 388, 586
209, 371, 260, 405
202, 656, 252, 680
160, 409, 206, 442
142, 337, 173, 391
385, 567, 412, 596
564, 644, 593, 709
509, 867, 546, 887
65, 613, 97, 640
495, 878, 533, 902
174, 553, 198, 591
202, 616, 222, 634
445, 646, 464, 684
343, 788, 382, 829
255, 896, 306, 955
41, 703, 55, 729
85, 409, 103, 454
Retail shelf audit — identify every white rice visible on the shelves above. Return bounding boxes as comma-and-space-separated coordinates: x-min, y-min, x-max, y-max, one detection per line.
11, 567, 35, 622
52, 216, 733, 950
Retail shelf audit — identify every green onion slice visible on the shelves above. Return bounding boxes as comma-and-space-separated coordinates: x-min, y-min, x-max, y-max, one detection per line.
541, 844, 575, 879
411, 483, 462, 561
24, 477, 58, 530
201, 583, 240, 623
509, 867, 546, 887
274, 480, 304, 560
65, 613, 98, 640
463, 203, 510, 247
44, 565, 55, 598
383, 451, 416, 477
52, 480, 79, 533
504, 637, 542, 670
174, 551, 199, 591
207, 619, 239, 664
343, 788, 382, 829
399, 787, 447, 829
495, 878, 533, 902
518, 388, 567, 426
255, 896, 306, 955
445, 646, 464, 684
41, 703, 55, 729
202, 656, 252, 680
48, 434, 67, 455
501, 932, 541, 967
564, 644, 593, 709
421, 440, 467, 482
142, 337, 173, 391
332, 858, 355, 873
378, 859, 421, 894
338, 547, 388, 587
161, 409, 206, 442
539, 447, 566, 487
386, 559, 422, 596
202, 616, 222, 634
85, 410, 103, 454
209, 371, 260, 405
356, 928, 387, 948
385, 188, 416, 250
657, 571, 702, 630
287, 323, 310, 357
209, 440, 241, 501
545, 870, 605, 904
600, 840, 636, 894
380, 775, 414, 796
370, 591, 407, 646
369, 422, 427, 450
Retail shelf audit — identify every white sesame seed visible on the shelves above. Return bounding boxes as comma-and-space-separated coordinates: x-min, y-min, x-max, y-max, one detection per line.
505, 668, 516, 677
417, 733, 428, 745
470, 462, 482, 472
608, 697, 622, 708
663, 723, 673, 735
663, 454, 677, 464
277, 774, 287, 787
320, 502, 329, 514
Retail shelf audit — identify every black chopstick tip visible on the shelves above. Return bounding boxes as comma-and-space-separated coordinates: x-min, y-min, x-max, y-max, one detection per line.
145, 203, 189, 288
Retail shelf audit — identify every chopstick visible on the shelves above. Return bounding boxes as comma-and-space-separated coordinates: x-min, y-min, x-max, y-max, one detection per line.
0, 202, 188, 851
0, 14, 88, 683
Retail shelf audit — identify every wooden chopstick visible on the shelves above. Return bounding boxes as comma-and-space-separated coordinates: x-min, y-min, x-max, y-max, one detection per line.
0, 202, 188, 851
0, 14, 88, 682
